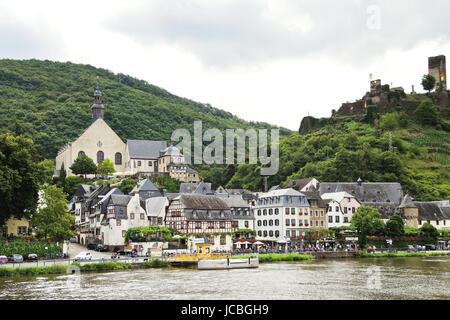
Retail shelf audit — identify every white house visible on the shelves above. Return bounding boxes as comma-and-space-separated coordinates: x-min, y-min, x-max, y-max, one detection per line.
101, 193, 147, 247
253, 188, 310, 243
321, 192, 360, 227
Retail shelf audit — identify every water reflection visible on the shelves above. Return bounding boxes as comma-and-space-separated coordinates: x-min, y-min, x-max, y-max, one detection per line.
0, 256, 448, 300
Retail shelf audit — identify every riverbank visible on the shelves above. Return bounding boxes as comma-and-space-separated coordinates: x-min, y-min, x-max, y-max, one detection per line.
0, 259, 169, 278
232, 253, 313, 263
356, 251, 450, 258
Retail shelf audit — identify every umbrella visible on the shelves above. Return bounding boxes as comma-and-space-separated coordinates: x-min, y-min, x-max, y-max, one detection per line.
276, 240, 287, 244
254, 241, 264, 245
241, 241, 251, 245
173, 235, 182, 239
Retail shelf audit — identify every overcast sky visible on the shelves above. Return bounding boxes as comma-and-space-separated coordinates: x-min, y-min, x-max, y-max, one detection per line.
1, 0, 449, 130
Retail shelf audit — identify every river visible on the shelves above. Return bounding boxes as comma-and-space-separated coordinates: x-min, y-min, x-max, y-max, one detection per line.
1, 256, 449, 300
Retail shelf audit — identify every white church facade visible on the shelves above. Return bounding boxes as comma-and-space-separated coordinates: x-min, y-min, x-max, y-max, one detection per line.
55, 86, 199, 182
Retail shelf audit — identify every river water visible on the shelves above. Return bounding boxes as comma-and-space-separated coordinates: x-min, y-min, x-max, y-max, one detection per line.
1, 256, 449, 300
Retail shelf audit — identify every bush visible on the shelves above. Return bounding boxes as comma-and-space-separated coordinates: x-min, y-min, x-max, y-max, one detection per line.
0, 240, 62, 257
142, 259, 169, 268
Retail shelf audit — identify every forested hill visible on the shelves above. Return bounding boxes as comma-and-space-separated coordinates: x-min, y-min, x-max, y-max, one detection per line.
212, 91, 450, 201
0, 59, 291, 159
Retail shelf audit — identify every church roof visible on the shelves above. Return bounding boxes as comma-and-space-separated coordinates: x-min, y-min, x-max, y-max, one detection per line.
130, 179, 159, 194
127, 140, 167, 159
161, 145, 182, 157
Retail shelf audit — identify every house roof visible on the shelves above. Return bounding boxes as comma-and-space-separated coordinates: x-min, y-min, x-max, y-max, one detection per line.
260, 188, 305, 198
161, 145, 182, 157
319, 182, 403, 205
415, 201, 450, 221
179, 194, 230, 210
130, 179, 159, 194
225, 189, 253, 195
321, 192, 356, 203
302, 191, 327, 207
179, 181, 213, 194
109, 194, 132, 206
286, 178, 315, 190
398, 195, 417, 208
127, 140, 167, 159
220, 195, 250, 209
165, 193, 180, 201
268, 185, 281, 192
145, 197, 168, 217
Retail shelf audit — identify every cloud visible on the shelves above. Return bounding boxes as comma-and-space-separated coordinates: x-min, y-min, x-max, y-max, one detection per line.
103, 0, 450, 68
0, 4, 64, 59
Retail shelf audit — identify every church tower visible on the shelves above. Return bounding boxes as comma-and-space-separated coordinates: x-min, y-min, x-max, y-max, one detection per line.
91, 86, 105, 122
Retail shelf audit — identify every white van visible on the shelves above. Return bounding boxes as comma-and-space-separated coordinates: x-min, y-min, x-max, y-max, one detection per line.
74, 252, 92, 261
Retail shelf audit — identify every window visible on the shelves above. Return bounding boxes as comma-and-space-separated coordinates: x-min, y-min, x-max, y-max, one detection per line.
263, 209, 267, 216
286, 219, 290, 226
244, 221, 249, 228
291, 219, 296, 226
291, 230, 296, 237
352, 207, 355, 213
316, 221, 319, 227
137, 161, 141, 167
286, 230, 290, 237
344, 207, 347, 214
17, 226, 27, 235
148, 161, 152, 167
275, 230, 280, 237
304, 219, 308, 226
436, 220, 439, 226
263, 231, 268, 237
140, 213, 145, 220
258, 210, 261, 216
158, 217, 163, 225
116, 219, 121, 226
220, 222, 225, 229
315, 211, 319, 217
269, 230, 274, 237
335, 216, 340, 223
196, 222, 202, 229
285, 208, 290, 215
97, 151, 104, 164
258, 231, 262, 237
275, 208, 279, 215
321, 221, 324, 227
321, 211, 324, 217
78, 151, 85, 158
208, 222, 214, 229
269, 220, 273, 226
335, 206, 339, 212
269, 209, 273, 215
115, 152, 122, 165
291, 208, 295, 214
344, 217, 348, 223
263, 220, 268, 227
130, 213, 134, 220
257, 220, 262, 227
275, 219, 279, 226
122, 230, 126, 238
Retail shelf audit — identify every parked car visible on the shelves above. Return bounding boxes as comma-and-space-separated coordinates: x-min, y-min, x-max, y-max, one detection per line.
117, 249, 137, 256
69, 236, 78, 243
425, 244, 436, 251
7, 254, 23, 263
95, 244, 109, 252
74, 252, 92, 261
0, 256, 8, 264
26, 254, 38, 261
87, 243, 98, 250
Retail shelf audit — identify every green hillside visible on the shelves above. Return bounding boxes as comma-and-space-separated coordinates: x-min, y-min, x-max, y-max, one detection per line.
0, 59, 291, 160
220, 94, 450, 201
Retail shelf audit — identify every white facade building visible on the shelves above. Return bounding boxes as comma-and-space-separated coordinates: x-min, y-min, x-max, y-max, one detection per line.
254, 188, 310, 243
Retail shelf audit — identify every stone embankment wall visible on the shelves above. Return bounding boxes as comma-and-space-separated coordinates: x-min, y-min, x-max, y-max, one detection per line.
312, 252, 356, 259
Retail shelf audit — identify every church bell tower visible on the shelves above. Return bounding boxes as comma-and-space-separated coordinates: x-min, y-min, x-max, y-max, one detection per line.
91, 86, 105, 122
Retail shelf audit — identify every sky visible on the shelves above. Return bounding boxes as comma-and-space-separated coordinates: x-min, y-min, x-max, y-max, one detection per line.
1, 0, 449, 131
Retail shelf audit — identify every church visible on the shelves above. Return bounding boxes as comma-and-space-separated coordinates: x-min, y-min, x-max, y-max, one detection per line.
55, 86, 199, 182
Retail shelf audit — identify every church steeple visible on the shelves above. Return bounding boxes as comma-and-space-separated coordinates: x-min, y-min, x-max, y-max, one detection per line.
91, 85, 104, 122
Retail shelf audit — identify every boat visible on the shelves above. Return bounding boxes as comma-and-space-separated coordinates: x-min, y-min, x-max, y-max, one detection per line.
198, 256, 259, 270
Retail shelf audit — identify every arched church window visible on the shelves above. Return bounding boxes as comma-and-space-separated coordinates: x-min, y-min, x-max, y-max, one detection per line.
78, 151, 85, 158
115, 152, 122, 165
97, 151, 104, 164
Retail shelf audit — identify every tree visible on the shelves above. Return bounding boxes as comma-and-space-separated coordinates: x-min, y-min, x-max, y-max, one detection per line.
97, 158, 115, 176
32, 185, 75, 241
64, 176, 84, 199
420, 223, 438, 243
421, 74, 436, 93
385, 215, 405, 236
118, 178, 137, 194
0, 134, 48, 227
38, 159, 55, 186
70, 154, 97, 179
351, 206, 385, 248
414, 99, 439, 126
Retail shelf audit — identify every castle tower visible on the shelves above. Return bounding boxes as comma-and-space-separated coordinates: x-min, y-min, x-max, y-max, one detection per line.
428, 55, 447, 91
91, 86, 104, 122
398, 195, 419, 228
